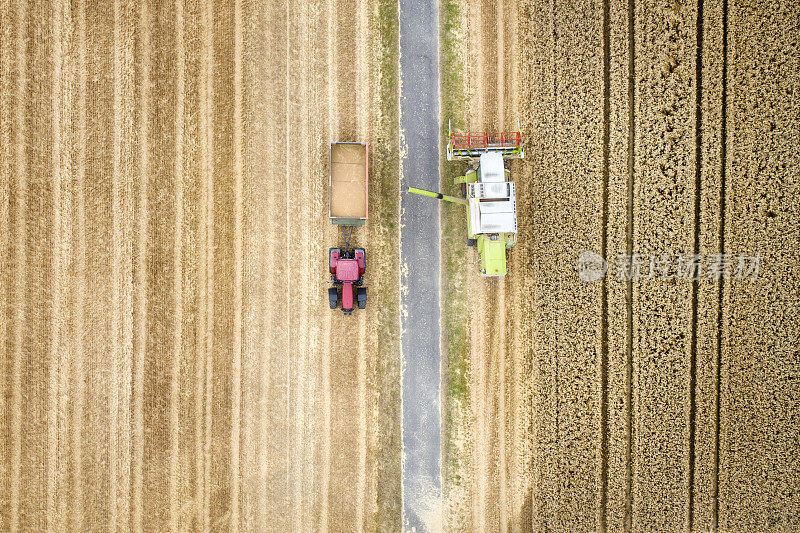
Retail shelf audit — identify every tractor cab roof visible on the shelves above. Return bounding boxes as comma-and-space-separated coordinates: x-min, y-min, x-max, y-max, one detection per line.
335, 258, 360, 282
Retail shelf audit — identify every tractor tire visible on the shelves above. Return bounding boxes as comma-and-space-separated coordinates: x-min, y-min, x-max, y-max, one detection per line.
328, 287, 338, 309
357, 287, 367, 309
467, 238, 476, 247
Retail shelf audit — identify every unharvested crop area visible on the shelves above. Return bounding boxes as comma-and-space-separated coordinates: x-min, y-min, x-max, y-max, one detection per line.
0, 0, 401, 530
441, 0, 800, 531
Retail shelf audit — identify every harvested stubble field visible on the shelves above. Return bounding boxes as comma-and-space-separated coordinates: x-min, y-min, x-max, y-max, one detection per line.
441, 0, 800, 531
0, 0, 401, 530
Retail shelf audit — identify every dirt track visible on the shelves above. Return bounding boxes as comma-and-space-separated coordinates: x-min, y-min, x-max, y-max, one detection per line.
0, 0, 401, 530
441, 0, 800, 531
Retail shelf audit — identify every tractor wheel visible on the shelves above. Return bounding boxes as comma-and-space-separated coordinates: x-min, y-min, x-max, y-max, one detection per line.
467, 238, 476, 247
357, 287, 367, 309
328, 287, 338, 309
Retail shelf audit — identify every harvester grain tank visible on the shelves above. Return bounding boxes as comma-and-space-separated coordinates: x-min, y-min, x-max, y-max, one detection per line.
408, 121, 524, 276
328, 142, 368, 314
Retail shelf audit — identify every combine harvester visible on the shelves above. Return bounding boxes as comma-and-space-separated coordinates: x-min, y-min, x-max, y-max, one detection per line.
328, 142, 368, 314
408, 121, 524, 276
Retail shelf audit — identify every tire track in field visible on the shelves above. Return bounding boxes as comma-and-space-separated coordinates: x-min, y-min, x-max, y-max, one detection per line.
465, 1, 508, 529
167, 0, 185, 527
624, 0, 636, 527
46, 1, 64, 527
110, 0, 121, 522
110, 2, 120, 523
711, 1, 729, 528
0, 5, 9, 521
327, 0, 367, 527
9, 2, 27, 527
283, 0, 292, 522
687, 2, 706, 528
286, 1, 311, 527
355, 0, 371, 528
120, 2, 135, 523
691, 1, 729, 529
53, 2, 74, 523
142, 1, 176, 527
211, 0, 237, 525
240, 0, 289, 528
0, 0, 12, 526
231, 0, 244, 525
70, 3, 88, 528
599, 0, 612, 528
0, 0, 9, 519
321, 0, 336, 525
261, 0, 291, 526
132, 0, 150, 529
112, 1, 135, 528
199, 0, 213, 528
303, 3, 330, 525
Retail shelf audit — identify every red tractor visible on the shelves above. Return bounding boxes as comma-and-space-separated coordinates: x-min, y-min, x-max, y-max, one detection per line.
328, 141, 369, 315
328, 247, 367, 314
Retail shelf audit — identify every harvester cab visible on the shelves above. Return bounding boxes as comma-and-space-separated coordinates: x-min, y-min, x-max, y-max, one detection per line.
408, 120, 523, 276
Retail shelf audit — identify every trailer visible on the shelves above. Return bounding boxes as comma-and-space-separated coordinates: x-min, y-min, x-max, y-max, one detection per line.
330, 142, 368, 226
328, 142, 368, 314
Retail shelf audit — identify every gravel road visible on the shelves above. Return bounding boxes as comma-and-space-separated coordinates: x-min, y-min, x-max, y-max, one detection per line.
399, 0, 442, 530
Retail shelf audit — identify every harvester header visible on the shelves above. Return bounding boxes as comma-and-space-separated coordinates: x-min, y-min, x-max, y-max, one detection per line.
446, 119, 524, 161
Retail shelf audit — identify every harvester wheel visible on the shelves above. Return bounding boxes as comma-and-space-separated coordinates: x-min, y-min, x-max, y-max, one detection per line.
460, 183, 467, 198
328, 287, 338, 309
357, 287, 367, 309
467, 238, 476, 247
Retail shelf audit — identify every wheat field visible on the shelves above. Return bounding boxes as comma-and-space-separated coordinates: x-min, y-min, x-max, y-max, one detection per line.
440, 0, 800, 531
0, 0, 401, 530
